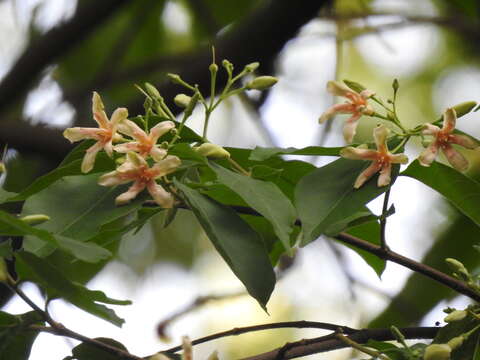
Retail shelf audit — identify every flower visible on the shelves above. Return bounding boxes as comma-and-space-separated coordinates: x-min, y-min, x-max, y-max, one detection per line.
115, 120, 175, 161
418, 108, 478, 172
319, 81, 375, 143
98, 152, 181, 207
340, 125, 408, 188
63, 92, 128, 173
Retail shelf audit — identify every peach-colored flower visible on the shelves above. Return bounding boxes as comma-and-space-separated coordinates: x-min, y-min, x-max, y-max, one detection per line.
115, 120, 175, 161
63, 92, 127, 173
319, 81, 375, 143
340, 125, 408, 188
98, 152, 180, 207
418, 108, 478, 172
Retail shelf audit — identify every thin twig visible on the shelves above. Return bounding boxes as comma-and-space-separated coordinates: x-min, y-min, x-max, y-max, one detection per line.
380, 189, 390, 249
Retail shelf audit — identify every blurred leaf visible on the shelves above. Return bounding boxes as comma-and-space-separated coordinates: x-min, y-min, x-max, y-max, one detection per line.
295, 158, 397, 246
16, 251, 130, 327
249, 146, 342, 161
401, 161, 480, 227
209, 162, 296, 252
0, 311, 43, 360
175, 180, 275, 309
71, 337, 128, 360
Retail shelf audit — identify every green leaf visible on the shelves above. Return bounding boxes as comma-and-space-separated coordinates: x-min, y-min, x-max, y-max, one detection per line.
401, 160, 480, 227
0, 210, 111, 263
16, 251, 131, 326
71, 337, 128, 360
295, 158, 397, 245
0, 311, 43, 360
174, 180, 275, 309
209, 162, 297, 252
249, 146, 342, 161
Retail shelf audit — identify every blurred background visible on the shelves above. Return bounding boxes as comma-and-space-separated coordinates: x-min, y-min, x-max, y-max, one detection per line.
0, 0, 480, 358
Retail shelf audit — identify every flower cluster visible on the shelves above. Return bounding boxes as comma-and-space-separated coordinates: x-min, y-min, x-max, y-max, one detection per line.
319, 81, 479, 189
64, 92, 180, 207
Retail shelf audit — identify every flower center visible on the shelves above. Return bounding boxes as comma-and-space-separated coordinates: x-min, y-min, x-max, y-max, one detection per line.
436, 131, 452, 148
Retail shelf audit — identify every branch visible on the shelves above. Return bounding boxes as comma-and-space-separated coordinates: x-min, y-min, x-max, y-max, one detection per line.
0, 0, 133, 114
239, 326, 438, 360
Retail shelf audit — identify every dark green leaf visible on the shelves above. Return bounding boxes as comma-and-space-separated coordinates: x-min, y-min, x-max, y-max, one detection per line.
175, 180, 275, 309
295, 158, 397, 245
71, 337, 128, 360
0, 311, 43, 360
16, 251, 131, 326
209, 162, 296, 252
249, 146, 342, 161
401, 160, 480, 227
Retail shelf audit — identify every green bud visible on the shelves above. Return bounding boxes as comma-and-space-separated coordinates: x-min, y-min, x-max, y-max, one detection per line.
0, 162, 5, 174
390, 326, 406, 343
167, 73, 183, 85
145, 83, 161, 99
185, 92, 200, 117
445, 258, 469, 278
343, 79, 366, 93
20, 214, 50, 226
447, 336, 464, 350
444, 310, 467, 323
244, 62, 260, 72
452, 101, 477, 118
0, 258, 8, 283
423, 344, 451, 360
392, 78, 399, 93
246, 76, 278, 90
209, 63, 218, 73
174, 94, 192, 108
194, 143, 230, 159
222, 59, 233, 71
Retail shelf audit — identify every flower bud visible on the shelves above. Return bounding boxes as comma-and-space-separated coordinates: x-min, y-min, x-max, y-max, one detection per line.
20, 214, 50, 226
452, 101, 477, 118
222, 59, 233, 71
209, 63, 218, 73
185, 93, 200, 117
167, 73, 183, 84
445, 258, 469, 278
447, 336, 464, 350
444, 310, 467, 323
343, 80, 366, 93
145, 83, 161, 99
194, 143, 230, 159
246, 76, 278, 90
174, 94, 192, 108
244, 62, 260, 72
423, 344, 451, 360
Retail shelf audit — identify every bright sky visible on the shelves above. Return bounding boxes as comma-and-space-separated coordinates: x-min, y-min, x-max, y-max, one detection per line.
0, 0, 478, 359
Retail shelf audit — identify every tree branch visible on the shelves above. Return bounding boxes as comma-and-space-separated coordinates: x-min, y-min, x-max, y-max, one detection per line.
0, 0, 133, 114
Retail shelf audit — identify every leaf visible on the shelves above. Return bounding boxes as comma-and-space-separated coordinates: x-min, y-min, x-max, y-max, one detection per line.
0, 210, 111, 263
174, 180, 275, 309
249, 146, 343, 161
0, 311, 43, 360
401, 160, 480, 227
209, 162, 297, 252
71, 337, 128, 360
15, 251, 131, 326
295, 158, 397, 246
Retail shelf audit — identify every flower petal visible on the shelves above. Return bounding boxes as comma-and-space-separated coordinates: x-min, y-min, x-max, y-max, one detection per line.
442, 144, 469, 172
114, 142, 141, 154
63, 127, 101, 142
109, 107, 129, 129
149, 121, 175, 143
354, 162, 382, 189
342, 113, 361, 143
378, 162, 392, 187
92, 92, 109, 129
115, 181, 146, 205
125, 151, 148, 168
373, 125, 389, 151
98, 170, 130, 186
418, 143, 439, 167
340, 147, 379, 160
147, 181, 174, 208
360, 89, 375, 99
150, 147, 168, 162
421, 123, 440, 136
151, 155, 181, 177
117, 119, 147, 142
81, 141, 104, 173
389, 153, 409, 164
326, 81, 354, 97
442, 108, 456, 133
449, 134, 478, 149
319, 103, 356, 123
